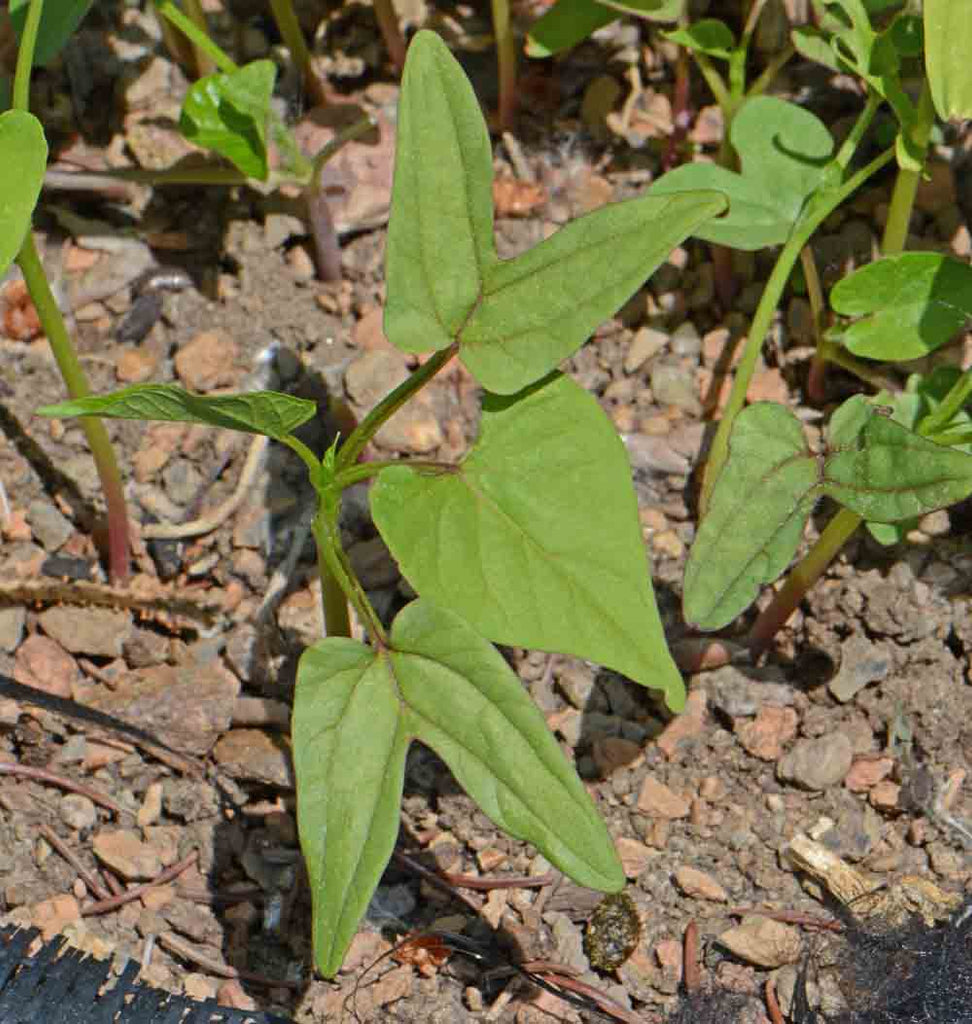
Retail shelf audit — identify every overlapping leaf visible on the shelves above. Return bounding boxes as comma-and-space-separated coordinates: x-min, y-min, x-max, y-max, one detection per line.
664, 19, 735, 59
829, 253, 972, 361
293, 600, 624, 976
925, 0, 972, 120
645, 96, 833, 250
38, 385, 317, 440
683, 403, 821, 631
823, 396, 972, 522
684, 395, 972, 630
525, 0, 618, 57
180, 60, 276, 180
371, 372, 686, 710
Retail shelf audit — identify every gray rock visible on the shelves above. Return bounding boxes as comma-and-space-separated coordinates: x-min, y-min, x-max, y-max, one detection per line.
778, 733, 853, 790
27, 500, 73, 550
829, 633, 892, 702
39, 606, 133, 657
0, 607, 26, 652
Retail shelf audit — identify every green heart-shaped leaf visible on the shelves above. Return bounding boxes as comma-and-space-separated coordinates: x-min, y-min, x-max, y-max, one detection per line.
179, 60, 276, 180
829, 253, 972, 361
371, 372, 685, 710
384, 30, 726, 395
645, 96, 833, 250
683, 402, 821, 631
0, 110, 47, 277
823, 396, 972, 521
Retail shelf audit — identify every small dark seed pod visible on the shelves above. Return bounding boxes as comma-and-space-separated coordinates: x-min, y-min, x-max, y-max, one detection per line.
583, 891, 642, 971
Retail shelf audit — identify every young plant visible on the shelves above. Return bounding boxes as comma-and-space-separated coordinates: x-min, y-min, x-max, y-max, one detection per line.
647, 0, 972, 653
39, 31, 726, 976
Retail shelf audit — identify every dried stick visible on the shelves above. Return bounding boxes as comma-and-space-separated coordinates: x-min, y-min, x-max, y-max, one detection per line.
82, 850, 199, 916
0, 762, 123, 815
37, 824, 111, 901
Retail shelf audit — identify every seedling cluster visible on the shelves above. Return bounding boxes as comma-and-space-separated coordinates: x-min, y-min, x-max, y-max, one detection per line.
5, 0, 972, 984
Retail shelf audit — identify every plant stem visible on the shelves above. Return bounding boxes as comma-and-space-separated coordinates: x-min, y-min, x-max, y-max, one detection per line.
12, 0, 43, 108
692, 52, 732, 114
373, 0, 407, 72
181, 0, 215, 77
491, 0, 517, 131
316, 521, 352, 640
802, 244, 829, 403
832, 91, 881, 174
268, 0, 328, 107
157, 0, 237, 73
701, 144, 895, 510
335, 460, 449, 489
919, 370, 972, 438
151, 0, 196, 75
336, 345, 458, 471
311, 504, 386, 646
13, 0, 129, 583
748, 507, 861, 658
16, 236, 130, 583
746, 44, 794, 99
882, 82, 935, 255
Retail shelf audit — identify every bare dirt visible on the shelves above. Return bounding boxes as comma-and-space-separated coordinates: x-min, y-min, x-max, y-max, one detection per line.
0, 3, 970, 1023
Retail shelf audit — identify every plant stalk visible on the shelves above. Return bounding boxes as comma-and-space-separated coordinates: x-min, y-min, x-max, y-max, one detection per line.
882, 82, 935, 255
337, 345, 458, 471
748, 507, 861, 658
157, 0, 237, 73
268, 0, 328, 107
491, 0, 517, 130
701, 144, 895, 509
16, 236, 130, 582
312, 505, 386, 646
181, 0, 215, 77
14, 0, 129, 583
373, 0, 407, 72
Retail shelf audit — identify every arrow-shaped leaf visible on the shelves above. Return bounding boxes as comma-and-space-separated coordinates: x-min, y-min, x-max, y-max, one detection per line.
371, 372, 686, 710
384, 30, 726, 396
292, 639, 410, 979
645, 96, 833, 250
37, 384, 317, 440
394, 601, 624, 890
293, 600, 624, 977
683, 403, 821, 631
383, 30, 497, 357
829, 253, 972, 361
459, 190, 726, 394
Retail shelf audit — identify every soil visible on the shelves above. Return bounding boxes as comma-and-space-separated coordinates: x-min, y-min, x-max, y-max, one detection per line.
0, 2, 970, 1023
